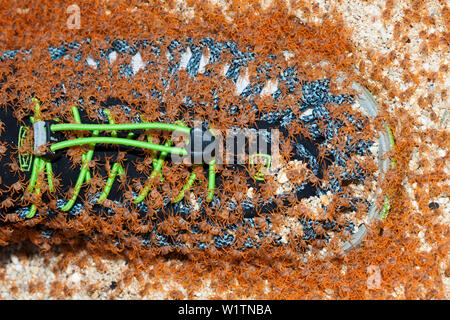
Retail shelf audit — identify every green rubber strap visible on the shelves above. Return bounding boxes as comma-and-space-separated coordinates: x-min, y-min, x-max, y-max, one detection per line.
71, 106, 82, 123
33, 159, 46, 196
45, 160, 55, 192
104, 109, 118, 137
26, 157, 41, 193
60, 132, 100, 212
97, 162, 121, 204
71, 106, 97, 184
117, 164, 125, 176
27, 204, 38, 219
173, 170, 197, 203
96, 109, 126, 203
386, 123, 396, 169
104, 111, 128, 179
50, 137, 188, 156
206, 159, 216, 202
51, 122, 191, 135
381, 196, 390, 219
133, 140, 171, 204
60, 157, 91, 212
72, 106, 90, 182
381, 123, 396, 219
26, 158, 46, 218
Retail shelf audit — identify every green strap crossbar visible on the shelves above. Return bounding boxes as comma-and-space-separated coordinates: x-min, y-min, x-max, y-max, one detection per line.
50, 122, 191, 135
50, 137, 188, 156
